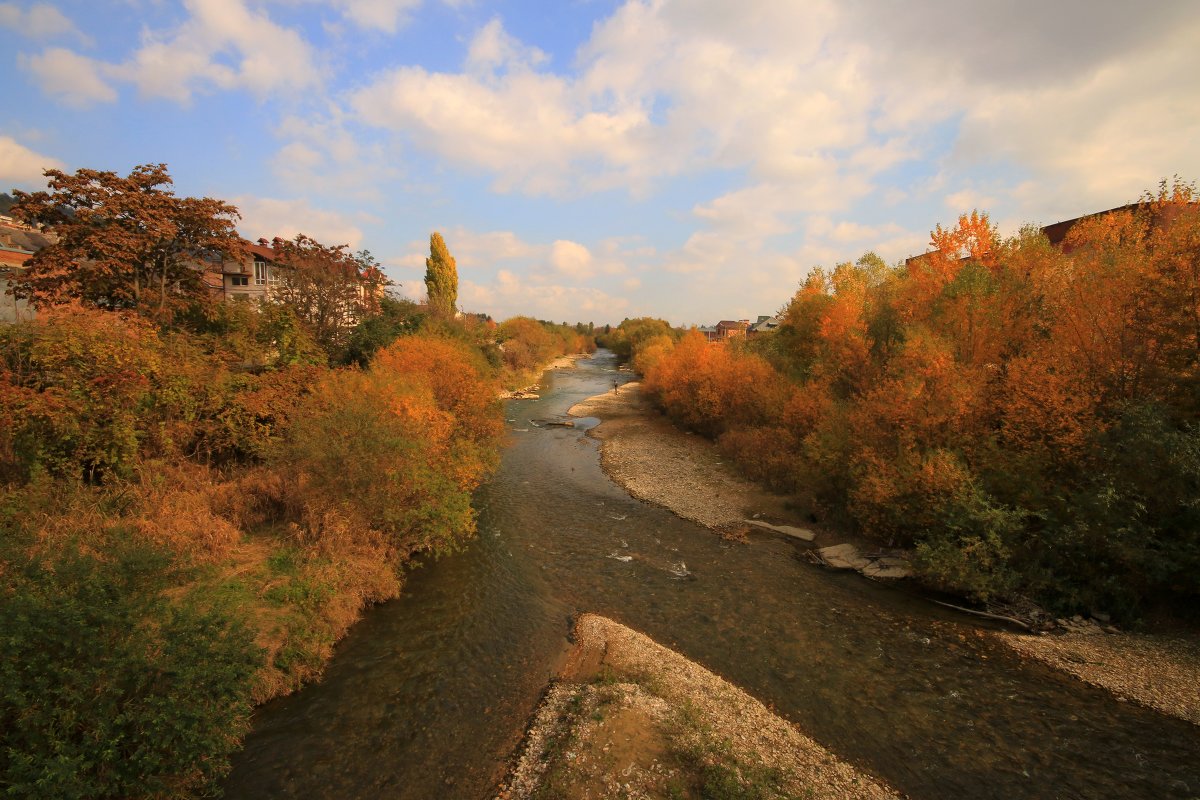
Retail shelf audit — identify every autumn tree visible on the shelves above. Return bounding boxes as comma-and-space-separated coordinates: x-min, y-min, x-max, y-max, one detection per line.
424, 231, 458, 317
9, 164, 243, 318
270, 234, 388, 356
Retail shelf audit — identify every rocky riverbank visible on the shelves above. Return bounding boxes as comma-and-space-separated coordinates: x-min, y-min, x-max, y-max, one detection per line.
567, 382, 794, 532
568, 382, 1200, 728
999, 625, 1200, 725
498, 614, 896, 800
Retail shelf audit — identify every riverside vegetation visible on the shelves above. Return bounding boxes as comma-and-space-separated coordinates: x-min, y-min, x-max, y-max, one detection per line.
0, 165, 593, 799
609, 181, 1200, 623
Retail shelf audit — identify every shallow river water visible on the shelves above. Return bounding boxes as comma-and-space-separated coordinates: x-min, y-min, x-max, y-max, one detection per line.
224, 351, 1200, 800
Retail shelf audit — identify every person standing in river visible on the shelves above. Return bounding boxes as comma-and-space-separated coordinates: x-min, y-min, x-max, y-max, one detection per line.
613, 380, 619, 394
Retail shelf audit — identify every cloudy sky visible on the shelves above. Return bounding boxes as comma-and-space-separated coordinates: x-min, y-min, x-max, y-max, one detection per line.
2, 1, 1197, 325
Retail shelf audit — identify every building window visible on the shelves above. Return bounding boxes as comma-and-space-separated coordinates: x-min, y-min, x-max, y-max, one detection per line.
231, 275, 248, 287
254, 261, 268, 285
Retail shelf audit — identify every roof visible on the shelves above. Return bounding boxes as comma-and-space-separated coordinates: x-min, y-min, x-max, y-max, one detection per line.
1040, 203, 1140, 246
245, 241, 276, 261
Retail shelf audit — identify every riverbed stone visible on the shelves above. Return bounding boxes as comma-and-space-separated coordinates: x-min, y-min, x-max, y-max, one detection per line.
743, 519, 816, 541
815, 543, 872, 571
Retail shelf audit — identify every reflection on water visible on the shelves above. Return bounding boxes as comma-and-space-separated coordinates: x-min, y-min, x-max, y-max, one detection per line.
224, 352, 1200, 800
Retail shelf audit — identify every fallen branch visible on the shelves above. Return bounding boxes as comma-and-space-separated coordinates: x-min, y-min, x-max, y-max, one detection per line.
930, 599, 1032, 630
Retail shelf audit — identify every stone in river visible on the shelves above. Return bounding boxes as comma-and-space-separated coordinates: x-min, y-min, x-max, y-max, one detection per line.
743, 519, 816, 541
815, 543, 872, 571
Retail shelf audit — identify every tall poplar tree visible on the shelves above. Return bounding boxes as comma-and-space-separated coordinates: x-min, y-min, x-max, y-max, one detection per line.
424, 231, 458, 317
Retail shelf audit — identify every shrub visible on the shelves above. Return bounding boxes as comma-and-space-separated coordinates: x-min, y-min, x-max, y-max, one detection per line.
0, 536, 260, 799
278, 336, 502, 558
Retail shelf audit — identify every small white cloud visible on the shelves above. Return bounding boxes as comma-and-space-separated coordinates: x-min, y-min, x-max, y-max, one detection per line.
234, 196, 365, 248
0, 135, 65, 187
466, 17, 547, 72
21, 48, 118, 107
548, 239, 593, 279
334, 0, 423, 33
943, 188, 998, 213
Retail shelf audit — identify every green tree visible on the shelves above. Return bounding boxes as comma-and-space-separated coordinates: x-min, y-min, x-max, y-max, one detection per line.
10, 164, 243, 319
344, 295, 425, 367
424, 232, 458, 318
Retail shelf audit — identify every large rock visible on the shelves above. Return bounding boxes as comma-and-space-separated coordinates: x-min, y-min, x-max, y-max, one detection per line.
815, 543, 872, 571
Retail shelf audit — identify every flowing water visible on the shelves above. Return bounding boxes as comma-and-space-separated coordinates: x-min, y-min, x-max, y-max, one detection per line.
224, 351, 1200, 800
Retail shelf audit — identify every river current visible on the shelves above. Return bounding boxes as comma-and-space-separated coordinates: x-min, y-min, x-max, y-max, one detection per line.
224, 351, 1200, 800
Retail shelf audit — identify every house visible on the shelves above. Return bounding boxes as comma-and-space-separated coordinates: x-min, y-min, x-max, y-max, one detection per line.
0, 220, 52, 323
715, 319, 750, 340
748, 315, 779, 335
207, 240, 280, 302
697, 324, 718, 341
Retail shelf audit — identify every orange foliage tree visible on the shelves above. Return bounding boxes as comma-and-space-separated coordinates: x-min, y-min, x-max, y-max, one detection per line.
10, 164, 243, 319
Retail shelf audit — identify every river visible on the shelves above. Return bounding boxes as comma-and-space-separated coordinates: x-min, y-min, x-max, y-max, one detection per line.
224, 350, 1200, 800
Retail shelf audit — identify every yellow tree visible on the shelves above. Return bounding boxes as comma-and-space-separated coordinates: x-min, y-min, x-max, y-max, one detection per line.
424, 232, 458, 318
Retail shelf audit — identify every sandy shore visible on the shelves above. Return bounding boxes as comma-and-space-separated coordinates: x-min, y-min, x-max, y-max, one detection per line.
568, 382, 795, 532
568, 382, 1200, 728
498, 614, 896, 800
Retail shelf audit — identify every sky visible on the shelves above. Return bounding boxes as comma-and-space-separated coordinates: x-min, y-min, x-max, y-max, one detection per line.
1, 1, 1198, 326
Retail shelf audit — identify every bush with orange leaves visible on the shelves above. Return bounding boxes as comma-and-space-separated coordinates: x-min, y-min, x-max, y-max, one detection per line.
643, 330, 791, 438
277, 335, 502, 558
639, 182, 1200, 617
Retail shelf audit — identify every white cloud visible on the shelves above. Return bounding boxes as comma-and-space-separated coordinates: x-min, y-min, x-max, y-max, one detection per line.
548, 239, 592, 279
943, 188, 998, 213
333, 0, 422, 33
458, 272, 629, 322
234, 196, 365, 248
21, 48, 118, 107
390, 226, 543, 273
951, 16, 1200, 220
28, 0, 321, 106
466, 17, 547, 73
0, 135, 65, 187
271, 111, 399, 199
0, 3, 86, 41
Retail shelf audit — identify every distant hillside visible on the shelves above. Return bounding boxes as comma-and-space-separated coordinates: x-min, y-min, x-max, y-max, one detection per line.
0, 193, 14, 215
